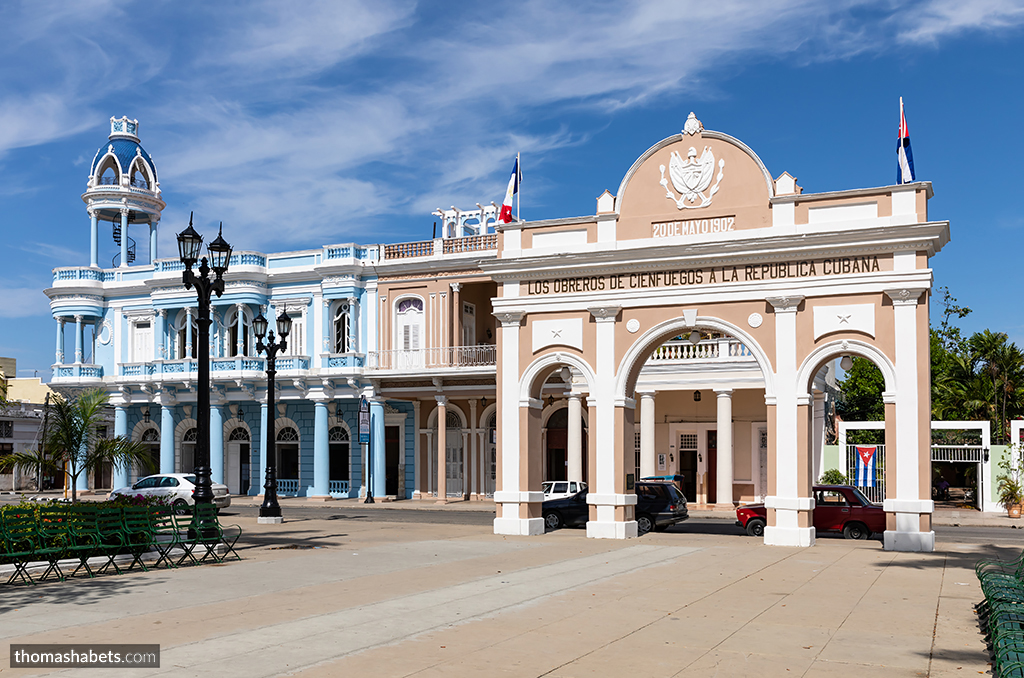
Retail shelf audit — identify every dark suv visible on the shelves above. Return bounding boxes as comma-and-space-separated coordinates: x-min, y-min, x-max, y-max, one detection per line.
541, 481, 688, 534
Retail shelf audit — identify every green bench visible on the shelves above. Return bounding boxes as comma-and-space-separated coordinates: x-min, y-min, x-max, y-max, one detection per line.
0, 503, 241, 585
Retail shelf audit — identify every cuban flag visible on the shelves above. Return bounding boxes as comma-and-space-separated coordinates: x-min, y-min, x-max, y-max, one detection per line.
896, 97, 915, 184
498, 155, 520, 223
855, 446, 878, 487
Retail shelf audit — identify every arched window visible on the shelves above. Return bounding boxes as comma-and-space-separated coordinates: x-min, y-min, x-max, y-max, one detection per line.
130, 158, 150, 189
172, 309, 198, 359
276, 426, 300, 481
333, 301, 353, 353
329, 426, 349, 484
141, 428, 159, 442
395, 297, 424, 363
228, 427, 250, 441
97, 156, 120, 186
181, 427, 197, 473
225, 306, 253, 357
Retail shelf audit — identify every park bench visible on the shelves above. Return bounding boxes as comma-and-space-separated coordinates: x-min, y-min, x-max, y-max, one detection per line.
0, 502, 242, 585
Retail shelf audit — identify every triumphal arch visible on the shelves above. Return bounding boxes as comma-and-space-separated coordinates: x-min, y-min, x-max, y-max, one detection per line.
486, 113, 948, 552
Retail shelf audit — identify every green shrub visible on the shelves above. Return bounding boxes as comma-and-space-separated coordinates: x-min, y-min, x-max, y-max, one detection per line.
818, 468, 848, 485
106, 493, 169, 508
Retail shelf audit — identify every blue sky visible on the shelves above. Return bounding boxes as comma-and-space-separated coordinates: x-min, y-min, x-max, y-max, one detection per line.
1, 0, 1023, 379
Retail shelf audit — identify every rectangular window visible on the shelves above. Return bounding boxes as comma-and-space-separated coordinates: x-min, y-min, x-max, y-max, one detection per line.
0, 442, 13, 457
0, 421, 13, 438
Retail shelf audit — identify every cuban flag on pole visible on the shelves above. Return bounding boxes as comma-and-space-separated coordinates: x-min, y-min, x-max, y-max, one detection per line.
855, 446, 878, 487
897, 97, 916, 184
498, 155, 521, 223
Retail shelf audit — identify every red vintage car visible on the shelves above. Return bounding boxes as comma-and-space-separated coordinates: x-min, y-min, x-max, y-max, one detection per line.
736, 485, 886, 540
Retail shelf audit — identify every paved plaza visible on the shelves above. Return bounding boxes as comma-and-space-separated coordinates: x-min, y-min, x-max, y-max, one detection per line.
1, 510, 1002, 677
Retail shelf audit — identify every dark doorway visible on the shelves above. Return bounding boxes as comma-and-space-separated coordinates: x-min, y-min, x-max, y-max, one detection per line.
707, 430, 717, 505
385, 425, 400, 496
93, 461, 112, 490
240, 443, 251, 495
679, 449, 698, 503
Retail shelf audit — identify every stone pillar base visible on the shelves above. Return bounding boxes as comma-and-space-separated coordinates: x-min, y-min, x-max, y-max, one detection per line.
763, 525, 815, 547
713, 502, 737, 511
493, 517, 545, 535
884, 530, 935, 552
257, 516, 284, 524
307, 496, 333, 502
586, 520, 638, 539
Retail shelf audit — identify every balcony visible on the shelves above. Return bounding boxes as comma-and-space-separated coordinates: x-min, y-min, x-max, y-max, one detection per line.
367, 345, 496, 372
52, 364, 104, 382
382, 234, 497, 261
646, 338, 754, 364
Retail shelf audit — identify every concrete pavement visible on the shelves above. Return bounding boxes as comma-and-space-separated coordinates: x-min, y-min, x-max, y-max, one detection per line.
0, 509, 1006, 677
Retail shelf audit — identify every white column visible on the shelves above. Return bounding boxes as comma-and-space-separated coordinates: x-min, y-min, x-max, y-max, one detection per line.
435, 396, 447, 502
469, 397, 478, 497
89, 209, 99, 268
119, 207, 130, 268
639, 391, 656, 479
185, 308, 193, 358
56, 318, 65, 364
567, 393, 583, 483
74, 315, 84, 363
883, 288, 934, 552
149, 219, 159, 263
715, 389, 734, 508
763, 296, 814, 547
812, 390, 826, 482
585, 305, 636, 540
412, 400, 422, 498
235, 304, 245, 356
492, 311, 543, 535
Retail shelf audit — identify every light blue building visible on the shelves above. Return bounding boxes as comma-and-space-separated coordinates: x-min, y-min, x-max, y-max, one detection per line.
46, 116, 412, 500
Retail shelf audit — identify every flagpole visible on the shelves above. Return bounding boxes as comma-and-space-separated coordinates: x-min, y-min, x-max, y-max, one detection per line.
512, 152, 520, 222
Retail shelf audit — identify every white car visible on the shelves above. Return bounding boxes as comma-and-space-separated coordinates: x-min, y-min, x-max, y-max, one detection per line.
110, 473, 231, 513
542, 480, 587, 500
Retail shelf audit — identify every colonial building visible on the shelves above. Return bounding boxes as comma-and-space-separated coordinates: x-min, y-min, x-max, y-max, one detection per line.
45, 113, 946, 552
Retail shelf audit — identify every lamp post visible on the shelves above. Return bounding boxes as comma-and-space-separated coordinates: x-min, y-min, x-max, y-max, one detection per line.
253, 308, 291, 522
176, 213, 232, 512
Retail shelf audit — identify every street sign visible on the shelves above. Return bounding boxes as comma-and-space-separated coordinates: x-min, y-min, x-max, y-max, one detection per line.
358, 397, 370, 444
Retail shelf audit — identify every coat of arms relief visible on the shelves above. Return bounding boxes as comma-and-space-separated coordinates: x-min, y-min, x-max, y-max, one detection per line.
659, 113, 725, 209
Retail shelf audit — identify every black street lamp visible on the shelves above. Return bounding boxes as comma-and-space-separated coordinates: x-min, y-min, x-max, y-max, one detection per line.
176, 213, 232, 513
253, 308, 291, 521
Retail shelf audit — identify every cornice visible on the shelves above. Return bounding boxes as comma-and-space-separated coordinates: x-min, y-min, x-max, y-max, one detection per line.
483, 220, 950, 281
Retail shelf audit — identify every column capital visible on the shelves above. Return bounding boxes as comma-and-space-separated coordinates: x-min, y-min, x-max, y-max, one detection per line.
587, 305, 622, 321
435, 395, 449, 407
119, 207, 130, 217
714, 388, 734, 397
766, 296, 803, 313
156, 309, 166, 318
636, 390, 656, 399
449, 282, 462, 292
493, 310, 525, 327
884, 287, 927, 306
74, 314, 83, 323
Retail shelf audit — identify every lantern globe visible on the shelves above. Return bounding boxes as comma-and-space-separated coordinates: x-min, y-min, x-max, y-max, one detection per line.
277, 310, 292, 338
252, 312, 269, 340
176, 212, 203, 265
207, 223, 232, 273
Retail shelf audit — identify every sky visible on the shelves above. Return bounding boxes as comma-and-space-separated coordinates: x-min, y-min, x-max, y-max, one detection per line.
1, 0, 1023, 380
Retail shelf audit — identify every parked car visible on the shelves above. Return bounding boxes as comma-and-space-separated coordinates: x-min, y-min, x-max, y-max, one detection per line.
109, 473, 232, 513
542, 481, 688, 534
542, 480, 587, 500
735, 485, 885, 540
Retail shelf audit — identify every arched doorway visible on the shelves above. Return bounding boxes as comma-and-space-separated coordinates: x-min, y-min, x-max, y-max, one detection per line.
544, 406, 588, 484
226, 426, 250, 495
432, 410, 464, 498
277, 426, 300, 495
329, 425, 350, 496
180, 427, 197, 474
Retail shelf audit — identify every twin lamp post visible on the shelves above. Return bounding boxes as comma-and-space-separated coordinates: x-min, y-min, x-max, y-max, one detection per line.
176, 214, 287, 523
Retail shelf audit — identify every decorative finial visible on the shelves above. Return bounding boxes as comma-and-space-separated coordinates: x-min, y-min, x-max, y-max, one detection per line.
683, 112, 703, 136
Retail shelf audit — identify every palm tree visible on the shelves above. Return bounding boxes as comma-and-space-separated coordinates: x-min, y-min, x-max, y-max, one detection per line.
0, 389, 153, 502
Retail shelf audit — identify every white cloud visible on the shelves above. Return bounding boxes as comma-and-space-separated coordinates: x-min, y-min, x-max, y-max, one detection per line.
0, 286, 50, 318
897, 0, 1024, 44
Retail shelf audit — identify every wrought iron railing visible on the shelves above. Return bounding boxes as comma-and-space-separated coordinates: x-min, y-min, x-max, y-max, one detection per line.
844, 444, 886, 504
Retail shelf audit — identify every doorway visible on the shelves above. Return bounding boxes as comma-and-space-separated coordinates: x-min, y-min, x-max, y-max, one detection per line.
385, 425, 400, 496
226, 427, 251, 495
707, 430, 718, 505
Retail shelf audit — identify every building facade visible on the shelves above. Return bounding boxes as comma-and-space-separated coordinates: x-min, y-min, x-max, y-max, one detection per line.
45, 113, 946, 551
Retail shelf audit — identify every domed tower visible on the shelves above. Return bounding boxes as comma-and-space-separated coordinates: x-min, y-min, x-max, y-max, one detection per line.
82, 116, 166, 268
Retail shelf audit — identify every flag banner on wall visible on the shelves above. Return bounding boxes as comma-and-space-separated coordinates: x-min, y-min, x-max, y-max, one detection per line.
855, 446, 878, 487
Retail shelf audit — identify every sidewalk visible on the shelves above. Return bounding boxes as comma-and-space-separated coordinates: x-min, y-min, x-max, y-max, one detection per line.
0, 509, 997, 677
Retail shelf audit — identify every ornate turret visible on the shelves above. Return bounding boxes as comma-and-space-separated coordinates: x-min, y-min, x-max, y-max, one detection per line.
82, 116, 166, 268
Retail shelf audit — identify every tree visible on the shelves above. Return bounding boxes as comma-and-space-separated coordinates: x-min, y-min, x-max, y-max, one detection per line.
0, 389, 153, 502
836, 357, 885, 421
